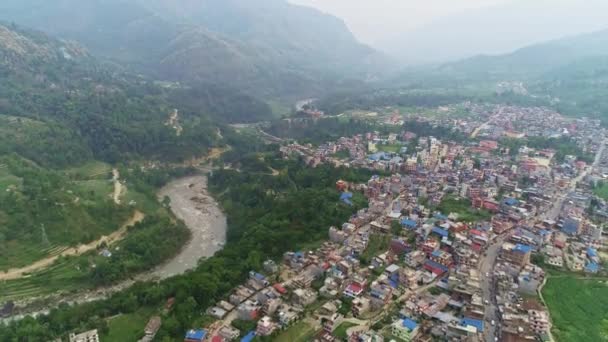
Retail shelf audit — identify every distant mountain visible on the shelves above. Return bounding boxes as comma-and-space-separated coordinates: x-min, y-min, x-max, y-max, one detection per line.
385, 0, 608, 65
0, 0, 387, 99
442, 28, 608, 80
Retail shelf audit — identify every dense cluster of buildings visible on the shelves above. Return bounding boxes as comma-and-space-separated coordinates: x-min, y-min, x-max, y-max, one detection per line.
68, 105, 607, 342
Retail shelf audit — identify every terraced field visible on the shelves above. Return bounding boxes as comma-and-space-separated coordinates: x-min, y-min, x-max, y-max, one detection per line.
0, 257, 90, 301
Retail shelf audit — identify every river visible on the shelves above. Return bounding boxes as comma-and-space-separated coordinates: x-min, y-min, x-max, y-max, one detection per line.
1, 174, 227, 322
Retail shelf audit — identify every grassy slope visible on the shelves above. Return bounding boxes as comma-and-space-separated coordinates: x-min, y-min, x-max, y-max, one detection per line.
542, 275, 608, 341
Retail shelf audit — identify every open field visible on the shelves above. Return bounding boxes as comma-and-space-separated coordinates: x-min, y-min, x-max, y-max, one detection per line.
274, 321, 317, 342
65, 161, 112, 180
542, 274, 608, 342
593, 182, 608, 201
377, 144, 404, 153
437, 196, 492, 222
102, 308, 155, 342
333, 322, 358, 340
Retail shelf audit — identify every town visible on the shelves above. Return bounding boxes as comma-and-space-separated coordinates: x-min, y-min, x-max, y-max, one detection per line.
68, 105, 607, 342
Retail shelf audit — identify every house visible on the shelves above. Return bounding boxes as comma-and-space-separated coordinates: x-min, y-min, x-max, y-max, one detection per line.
344, 281, 365, 298
502, 243, 532, 268
256, 316, 276, 336
391, 318, 419, 341
322, 313, 344, 333
69, 330, 99, 342
292, 288, 317, 307
352, 297, 371, 317
140, 316, 161, 342
184, 330, 207, 342
218, 326, 240, 341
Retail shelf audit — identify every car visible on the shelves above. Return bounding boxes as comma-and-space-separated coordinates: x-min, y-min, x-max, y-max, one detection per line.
485, 300, 490, 305
491, 320, 495, 326
485, 272, 490, 277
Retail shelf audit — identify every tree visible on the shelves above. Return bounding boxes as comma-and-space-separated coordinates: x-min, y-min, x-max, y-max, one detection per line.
391, 220, 402, 236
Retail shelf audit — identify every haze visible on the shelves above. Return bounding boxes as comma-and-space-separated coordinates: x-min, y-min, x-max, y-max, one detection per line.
290, 0, 608, 64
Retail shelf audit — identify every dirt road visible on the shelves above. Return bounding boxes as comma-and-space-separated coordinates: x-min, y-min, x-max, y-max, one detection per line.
0, 211, 144, 281
112, 168, 123, 205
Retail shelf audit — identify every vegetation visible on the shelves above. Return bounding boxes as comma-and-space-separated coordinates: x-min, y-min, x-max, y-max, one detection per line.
0, 156, 370, 341
267, 117, 396, 145
333, 322, 358, 339
542, 274, 608, 342
273, 321, 316, 342
436, 196, 492, 222
500, 136, 594, 163
593, 181, 608, 201
360, 234, 391, 265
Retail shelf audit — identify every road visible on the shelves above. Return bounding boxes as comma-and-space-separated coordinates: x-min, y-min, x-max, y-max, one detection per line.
479, 139, 606, 342
0, 211, 144, 281
479, 233, 510, 342
541, 139, 606, 222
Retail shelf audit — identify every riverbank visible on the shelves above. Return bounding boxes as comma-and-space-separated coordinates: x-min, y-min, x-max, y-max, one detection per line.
1, 174, 228, 322
155, 175, 227, 278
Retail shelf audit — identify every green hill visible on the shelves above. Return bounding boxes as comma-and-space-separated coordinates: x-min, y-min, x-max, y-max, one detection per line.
0, 0, 388, 99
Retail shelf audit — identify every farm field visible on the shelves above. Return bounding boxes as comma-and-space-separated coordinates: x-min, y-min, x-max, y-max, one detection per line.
542, 274, 608, 342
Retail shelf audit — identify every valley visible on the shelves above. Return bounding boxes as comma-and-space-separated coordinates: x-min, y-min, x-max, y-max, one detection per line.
1, 1, 608, 341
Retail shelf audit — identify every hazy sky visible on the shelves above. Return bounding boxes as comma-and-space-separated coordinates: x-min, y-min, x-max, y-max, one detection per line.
289, 0, 510, 46
289, 0, 608, 63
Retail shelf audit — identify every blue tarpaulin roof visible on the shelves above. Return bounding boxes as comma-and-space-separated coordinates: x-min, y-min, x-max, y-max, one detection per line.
432, 226, 449, 238
340, 192, 353, 206
585, 262, 599, 273
462, 318, 484, 332
514, 244, 533, 254
401, 318, 418, 331
185, 329, 207, 341
401, 218, 417, 228
241, 331, 256, 342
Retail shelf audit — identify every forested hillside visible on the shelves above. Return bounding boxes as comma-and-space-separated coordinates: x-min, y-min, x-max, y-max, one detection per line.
0, 0, 387, 99
0, 23, 242, 278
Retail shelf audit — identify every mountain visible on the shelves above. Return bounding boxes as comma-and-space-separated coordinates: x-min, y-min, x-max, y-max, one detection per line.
441, 28, 608, 80
0, 0, 387, 99
0, 22, 247, 167
385, 0, 608, 65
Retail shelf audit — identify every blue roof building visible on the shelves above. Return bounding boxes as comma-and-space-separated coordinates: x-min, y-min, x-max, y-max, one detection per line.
562, 217, 580, 235
587, 247, 598, 258
514, 244, 533, 254
185, 329, 207, 342
401, 318, 418, 331
431, 226, 449, 238
462, 318, 484, 332
401, 218, 417, 229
